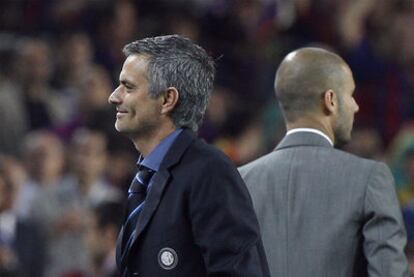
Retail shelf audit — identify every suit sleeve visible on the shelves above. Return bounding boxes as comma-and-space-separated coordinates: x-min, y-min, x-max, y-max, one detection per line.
188, 156, 270, 277
362, 162, 409, 277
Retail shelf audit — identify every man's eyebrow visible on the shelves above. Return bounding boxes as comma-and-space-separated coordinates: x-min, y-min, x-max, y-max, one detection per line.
120, 79, 134, 86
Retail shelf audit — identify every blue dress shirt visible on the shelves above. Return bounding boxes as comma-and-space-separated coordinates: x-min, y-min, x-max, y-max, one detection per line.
138, 128, 183, 180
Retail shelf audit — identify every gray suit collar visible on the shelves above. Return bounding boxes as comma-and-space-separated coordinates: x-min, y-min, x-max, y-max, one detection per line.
275, 132, 333, 151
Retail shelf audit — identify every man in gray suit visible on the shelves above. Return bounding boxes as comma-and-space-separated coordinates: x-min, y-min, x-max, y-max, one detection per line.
239, 47, 409, 276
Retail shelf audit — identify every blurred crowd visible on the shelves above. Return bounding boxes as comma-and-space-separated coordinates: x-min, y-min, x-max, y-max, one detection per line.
1, 0, 414, 276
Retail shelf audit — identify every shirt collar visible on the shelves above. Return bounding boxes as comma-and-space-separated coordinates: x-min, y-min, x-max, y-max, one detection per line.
138, 128, 183, 171
286, 128, 333, 146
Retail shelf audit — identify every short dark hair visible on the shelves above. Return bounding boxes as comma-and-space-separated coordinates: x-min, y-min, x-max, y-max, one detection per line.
275, 47, 348, 122
123, 35, 215, 132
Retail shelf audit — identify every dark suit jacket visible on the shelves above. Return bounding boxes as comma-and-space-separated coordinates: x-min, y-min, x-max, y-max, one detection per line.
239, 132, 409, 277
116, 129, 270, 276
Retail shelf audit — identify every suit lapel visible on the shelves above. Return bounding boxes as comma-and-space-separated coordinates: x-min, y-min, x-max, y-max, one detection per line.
123, 170, 170, 259
159, 128, 196, 168
116, 225, 125, 267
121, 129, 196, 262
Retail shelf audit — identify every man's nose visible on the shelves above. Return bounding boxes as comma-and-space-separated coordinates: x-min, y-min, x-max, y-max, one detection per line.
354, 100, 359, 113
108, 86, 121, 104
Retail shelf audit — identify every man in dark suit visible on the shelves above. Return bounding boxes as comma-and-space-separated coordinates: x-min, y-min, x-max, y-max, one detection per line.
108, 35, 270, 277
239, 47, 409, 276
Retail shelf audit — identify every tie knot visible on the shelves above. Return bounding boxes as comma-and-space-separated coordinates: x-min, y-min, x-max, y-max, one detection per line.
136, 166, 154, 186
128, 166, 154, 194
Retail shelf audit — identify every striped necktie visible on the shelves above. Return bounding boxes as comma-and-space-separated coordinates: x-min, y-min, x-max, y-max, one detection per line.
121, 165, 154, 254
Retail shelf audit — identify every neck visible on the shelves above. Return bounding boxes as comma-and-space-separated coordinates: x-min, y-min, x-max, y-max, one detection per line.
286, 116, 335, 144
131, 123, 177, 157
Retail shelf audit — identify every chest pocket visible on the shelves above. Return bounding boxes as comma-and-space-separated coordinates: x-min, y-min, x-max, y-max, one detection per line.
129, 230, 205, 276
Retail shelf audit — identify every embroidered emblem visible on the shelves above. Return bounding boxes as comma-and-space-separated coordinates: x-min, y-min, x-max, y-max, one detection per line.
158, 247, 178, 270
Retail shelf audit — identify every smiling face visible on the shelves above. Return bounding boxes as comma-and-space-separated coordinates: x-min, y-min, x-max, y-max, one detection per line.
108, 54, 163, 139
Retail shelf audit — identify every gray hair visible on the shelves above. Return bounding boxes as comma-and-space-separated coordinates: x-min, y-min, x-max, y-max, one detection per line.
123, 35, 215, 132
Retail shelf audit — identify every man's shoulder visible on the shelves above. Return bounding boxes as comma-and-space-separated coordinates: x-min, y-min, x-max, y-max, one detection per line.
239, 146, 385, 176
188, 136, 228, 158
181, 136, 236, 170
238, 151, 275, 175
170, 137, 242, 190
330, 147, 385, 169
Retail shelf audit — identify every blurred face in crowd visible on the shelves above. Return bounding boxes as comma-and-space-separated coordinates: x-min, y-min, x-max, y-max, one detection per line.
71, 131, 107, 181
18, 39, 52, 83
0, 176, 15, 212
64, 33, 93, 68
110, 0, 137, 44
393, 11, 414, 64
333, 65, 359, 146
24, 132, 65, 184
79, 66, 112, 110
108, 54, 162, 139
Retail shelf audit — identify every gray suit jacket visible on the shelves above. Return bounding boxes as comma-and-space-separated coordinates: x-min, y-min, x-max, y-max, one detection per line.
239, 132, 409, 277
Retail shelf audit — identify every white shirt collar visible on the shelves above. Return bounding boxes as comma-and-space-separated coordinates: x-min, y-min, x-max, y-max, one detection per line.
286, 128, 334, 146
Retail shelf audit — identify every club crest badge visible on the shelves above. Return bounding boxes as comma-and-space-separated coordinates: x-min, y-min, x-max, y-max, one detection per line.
158, 247, 178, 270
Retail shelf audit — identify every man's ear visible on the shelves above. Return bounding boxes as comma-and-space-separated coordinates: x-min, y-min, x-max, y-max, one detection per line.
322, 89, 337, 115
161, 87, 179, 115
